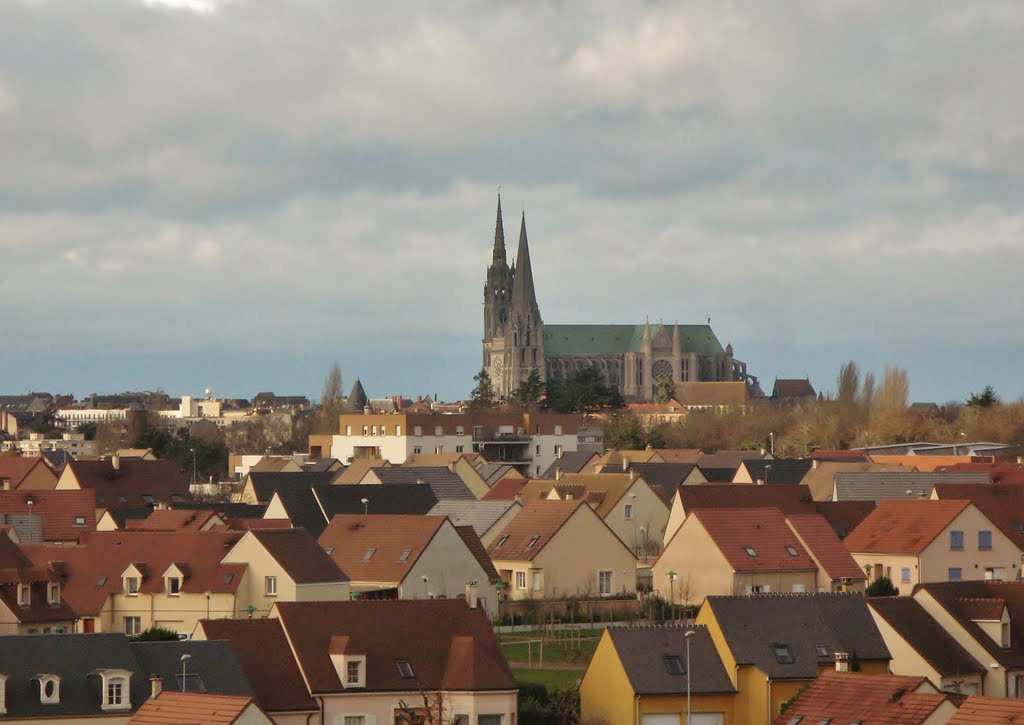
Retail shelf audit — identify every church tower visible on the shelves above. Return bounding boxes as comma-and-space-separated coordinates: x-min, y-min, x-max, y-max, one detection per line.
507, 212, 545, 396
483, 196, 514, 396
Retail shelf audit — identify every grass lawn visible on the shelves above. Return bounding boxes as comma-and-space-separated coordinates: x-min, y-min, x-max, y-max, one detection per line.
512, 668, 582, 690
499, 632, 600, 665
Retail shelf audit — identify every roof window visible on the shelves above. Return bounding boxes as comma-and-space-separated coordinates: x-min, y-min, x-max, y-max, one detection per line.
362, 548, 376, 561
744, 547, 758, 558
141, 494, 156, 506
663, 654, 685, 675
398, 549, 412, 562
526, 535, 541, 549
95, 576, 108, 587
786, 718, 803, 725
496, 534, 509, 547
815, 644, 829, 658
395, 659, 415, 679
785, 545, 799, 557
74, 516, 87, 526
773, 643, 794, 664
223, 573, 234, 585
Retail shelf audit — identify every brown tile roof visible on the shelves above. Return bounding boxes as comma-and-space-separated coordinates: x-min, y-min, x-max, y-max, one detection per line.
274, 599, 516, 694
0, 535, 77, 623
933, 482, 1024, 549
938, 462, 1024, 484
129, 692, 262, 724
334, 458, 390, 484
481, 477, 526, 501
222, 518, 293, 530
771, 671, 949, 725
454, 525, 499, 583
318, 514, 445, 585
689, 508, 818, 573
843, 499, 973, 554
654, 449, 703, 464
0, 489, 95, 541
785, 514, 865, 581
918, 581, 1024, 669
0, 456, 56, 489
248, 528, 348, 584
677, 483, 816, 516
66, 459, 190, 507
599, 449, 660, 467
868, 597, 986, 677
523, 473, 644, 518
949, 695, 1024, 723
486, 499, 584, 561
126, 509, 219, 531
812, 500, 877, 539
198, 618, 317, 713
809, 449, 869, 461
696, 450, 766, 468
21, 531, 245, 615
771, 378, 816, 399
956, 596, 1006, 621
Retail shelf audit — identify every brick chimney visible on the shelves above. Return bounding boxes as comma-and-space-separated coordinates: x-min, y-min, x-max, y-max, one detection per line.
465, 581, 479, 609
835, 652, 850, 672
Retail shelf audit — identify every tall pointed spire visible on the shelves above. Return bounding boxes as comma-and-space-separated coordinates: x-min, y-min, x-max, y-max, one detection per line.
492, 194, 506, 265
511, 211, 539, 314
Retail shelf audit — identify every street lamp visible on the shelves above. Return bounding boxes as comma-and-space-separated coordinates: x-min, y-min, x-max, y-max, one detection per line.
764, 463, 771, 486
639, 526, 647, 560
628, 493, 638, 556
205, 591, 211, 619
180, 654, 192, 693
189, 448, 197, 488
684, 629, 695, 725
360, 497, 369, 515
769, 431, 775, 457
421, 575, 429, 598
667, 570, 678, 620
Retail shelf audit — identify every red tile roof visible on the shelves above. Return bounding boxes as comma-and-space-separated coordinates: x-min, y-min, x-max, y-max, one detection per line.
486, 499, 584, 561
481, 477, 526, 501
771, 671, 950, 725
65, 459, 190, 507
126, 509, 219, 531
677, 484, 816, 515
198, 618, 317, 713
809, 449, 868, 461
949, 695, 1024, 723
689, 508, 818, 573
129, 692, 263, 725
274, 599, 516, 694
222, 518, 292, 530
0, 456, 56, 489
938, 462, 1024, 484
247, 528, 348, 584
0, 534, 77, 623
786, 513, 866, 581
0, 489, 96, 541
318, 514, 445, 585
956, 597, 1006, 621
843, 499, 973, 554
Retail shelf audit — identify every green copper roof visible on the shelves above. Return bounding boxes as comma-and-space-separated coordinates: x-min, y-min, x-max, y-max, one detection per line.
543, 324, 725, 356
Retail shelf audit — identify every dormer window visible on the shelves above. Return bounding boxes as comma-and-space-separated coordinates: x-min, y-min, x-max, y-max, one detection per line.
125, 577, 140, 595
745, 547, 758, 558
96, 670, 132, 711
346, 660, 361, 686
48, 582, 60, 606
167, 577, 181, 595
17, 584, 30, 607
35, 674, 61, 704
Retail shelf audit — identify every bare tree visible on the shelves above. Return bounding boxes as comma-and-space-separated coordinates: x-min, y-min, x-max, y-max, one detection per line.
315, 362, 345, 434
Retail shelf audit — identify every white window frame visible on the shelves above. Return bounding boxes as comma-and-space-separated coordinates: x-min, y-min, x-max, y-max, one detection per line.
106, 679, 125, 707
17, 584, 30, 607
124, 616, 142, 637
47, 582, 60, 605
346, 659, 361, 686
265, 576, 278, 596
125, 576, 140, 595
167, 577, 181, 596
598, 570, 612, 596
516, 571, 527, 590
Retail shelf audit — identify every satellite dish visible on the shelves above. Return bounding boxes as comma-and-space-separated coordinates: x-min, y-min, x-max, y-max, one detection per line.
205, 388, 212, 397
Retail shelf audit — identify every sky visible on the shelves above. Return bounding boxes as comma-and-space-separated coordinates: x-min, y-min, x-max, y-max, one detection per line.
1, 0, 1022, 404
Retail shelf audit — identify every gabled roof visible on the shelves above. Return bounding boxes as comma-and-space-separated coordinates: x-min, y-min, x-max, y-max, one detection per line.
676, 484, 816, 516
125, 508, 219, 532
811, 500, 876, 539
771, 671, 949, 725
738, 458, 813, 485
129, 692, 265, 725
65, 459, 189, 507
916, 581, 1024, 668
651, 449, 704, 464
370, 466, 475, 500
478, 462, 524, 486
697, 450, 766, 469
705, 593, 890, 679
487, 499, 585, 561
0, 456, 56, 489
317, 514, 446, 585
314, 482, 438, 518
521, 473, 647, 519
266, 486, 327, 538
538, 451, 600, 479
334, 458, 390, 484
937, 462, 1024, 484
129, 640, 255, 698
785, 514, 865, 581
247, 528, 348, 584
949, 695, 1024, 723
697, 466, 739, 483
273, 599, 516, 694
801, 461, 908, 501
689, 508, 818, 573
197, 619, 317, 713
481, 477, 526, 501
454, 525, 500, 583
428, 500, 519, 539
605, 625, 734, 696
0, 489, 95, 541
833, 471, 989, 502
245, 472, 336, 504
843, 499, 973, 554
868, 597, 986, 677
933, 482, 1024, 549
617, 463, 697, 500
771, 378, 816, 399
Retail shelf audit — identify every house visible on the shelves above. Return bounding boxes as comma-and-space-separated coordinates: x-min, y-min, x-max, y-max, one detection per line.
538, 450, 600, 479
785, 514, 867, 593
96, 503, 268, 532
427, 499, 522, 546
196, 599, 518, 725
931, 482, 1024, 550
334, 458, 391, 484
317, 514, 499, 617
653, 508, 819, 607
580, 625, 736, 725
770, 671, 956, 725
403, 454, 491, 498
674, 381, 750, 411
56, 458, 191, 508
124, 508, 223, 532
238, 471, 336, 505
733, 459, 813, 486
949, 695, 1024, 722
115, 448, 158, 461
598, 461, 707, 499
832, 471, 989, 502
813, 500, 877, 539
358, 466, 476, 500
843, 499, 1022, 588
480, 477, 526, 502
770, 378, 816, 402
486, 499, 636, 601
696, 593, 891, 724
0, 633, 254, 722
0, 456, 58, 491
520, 472, 669, 558
801, 461, 908, 501
868, 596, 986, 695
937, 461, 1024, 484
0, 489, 96, 542
0, 532, 76, 634
626, 398, 690, 426
870, 454, 987, 472
129, 692, 273, 725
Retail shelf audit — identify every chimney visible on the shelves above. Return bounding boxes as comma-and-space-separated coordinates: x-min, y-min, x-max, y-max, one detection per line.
835, 652, 850, 672
629, 468, 638, 482
0, 673, 6, 715
622, 456, 630, 468
149, 675, 162, 699
111, 455, 120, 471
812, 459, 820, 469
555, 467, 563, 480
416, 477, 425, 486
465, 581, 479, 609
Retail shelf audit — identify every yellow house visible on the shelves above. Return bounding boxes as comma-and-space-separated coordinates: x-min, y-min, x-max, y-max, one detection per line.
581, 625, 736, 725
696, 593, 892, 724
487, 499, 637, 600
843, 499, 1022, 589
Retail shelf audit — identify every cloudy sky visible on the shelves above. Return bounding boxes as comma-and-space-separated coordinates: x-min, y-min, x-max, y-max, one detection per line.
2, 0, 1022, 404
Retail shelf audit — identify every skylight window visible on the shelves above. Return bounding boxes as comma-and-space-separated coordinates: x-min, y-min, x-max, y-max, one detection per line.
95, 576, 108, 587
362, 548, 376, 561
395, 659, 415, 679
744, 547, 758, 558
785, 545, 799, 557
223, 574, 234, 585
496, 534, 509, 547
773, 644, 794, 664
815, 644, 829, 658
141, 494, 156, 505
786, 718, 803, 725
398, 549, 412, 562
663, 654, 684, 675
526, 535, 541, 549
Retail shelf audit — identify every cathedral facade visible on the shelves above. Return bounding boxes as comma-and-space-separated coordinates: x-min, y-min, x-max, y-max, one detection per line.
482, 198, 751, 401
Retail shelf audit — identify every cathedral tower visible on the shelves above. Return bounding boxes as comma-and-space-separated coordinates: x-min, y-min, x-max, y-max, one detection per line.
507, 212, 545, 395
483, 196, 514, 396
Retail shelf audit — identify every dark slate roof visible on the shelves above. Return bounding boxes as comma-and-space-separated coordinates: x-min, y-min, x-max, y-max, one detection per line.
305, 458, 343, 473
314, 483, 439, 518
868, 598, 985, 678
623, 463, 698, 499
812, 500, 876, 539
246, 471, 336, 503
741, 458, 813, 485
706, 593, 890, 679
373, 467, 475, 500
477, 463, 518, 486
697, 466, 738, 483
605, 626, 735, 695
270, 486, 328, 538
538, 451, 597, 479
40, 449, 75, 472
347, 379, 368, 411
104, 503, 268, 530
130, 640, 255, 696
833, 472, 989, 502
0, 512, 43, 543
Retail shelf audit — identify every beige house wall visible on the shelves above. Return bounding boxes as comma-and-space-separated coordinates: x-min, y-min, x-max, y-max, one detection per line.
262, 493, 291, 520
653, 517, 734, 607
95, 589, 239, 637
602, 479, 669, 557
321, 690, 517, 725
849, 552, 920, 590
918, 505, 1022, 585
682, 468, 707, 485
663, 490, 686, 548
235, 703, 275, 725
400, 522, 499, 618
54, 467, 82, 490
451, 457, 489, 499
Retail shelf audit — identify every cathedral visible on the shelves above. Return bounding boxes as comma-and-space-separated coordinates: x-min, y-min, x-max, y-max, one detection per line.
482, 198, 754, 401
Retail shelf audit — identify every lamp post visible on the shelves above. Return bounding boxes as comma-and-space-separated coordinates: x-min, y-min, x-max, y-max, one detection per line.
764, 463, 771, 486
684, 629, 695, 725
422, 575, 429, 598
180, 654, 192, 693
189, 448, 197, 488
667, 570, 677, 620
629, 493, 638, 556
361, 497, 369, 515
769, 431, 774, 457
639, 526, 647, 561
205, 591, 211, 619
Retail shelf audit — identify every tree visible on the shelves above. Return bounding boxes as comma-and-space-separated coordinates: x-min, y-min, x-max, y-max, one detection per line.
968, 385, 999, 408
469, 367, 496, 410
315, 362, 345, 434
866, 577, 899, 597
837, 361, 860, 403
653, 375, 676, 404
545, 366, 624, 413
132, 627, 180, 641
512, 369, 544, 407
603, 412, 664, 450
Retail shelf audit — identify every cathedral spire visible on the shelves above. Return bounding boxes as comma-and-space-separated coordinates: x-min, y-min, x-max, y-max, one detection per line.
492, 194, 506, 265
512, 212, 539, 316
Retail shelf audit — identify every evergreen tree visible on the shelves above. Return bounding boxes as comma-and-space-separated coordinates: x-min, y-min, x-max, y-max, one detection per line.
544, 366, 624, 413
469, 367, 496, 410
653, 375, 676, 404
512, 369, 544, 407
968, 385, 999, 408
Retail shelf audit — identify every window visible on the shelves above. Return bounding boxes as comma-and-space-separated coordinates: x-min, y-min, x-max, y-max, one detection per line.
948, 567, 963, 582
141, 494, 155, 506
599, 570, 612, 596
773, 643, 794, 664
526, 535, 541, 549
456, 446, 464, 453
532, 571, 543, 592
413, 446, 422, 455
398, 549, 412, 562
125, 577, 139, 595
535, 445, 541, 455
785, 545, 799, 557
434, 447, 443, 454
18, 584, 29, 606
345, 425, 352, 435
396, 425, 401, 436
346, 660, 361, 685
380, 425, 387, 435
395, 659, 415, 679
950, 530, 964, 550
265, 576, 278, 596
624, 504, 634, 520
979, 530, 993, 551
744, 547, 758, 558
362, 548, 376, 561
815, 644, 829, 658
434, 426, 443, 436
414, 426, 422, 436
362, 426, 368, 436
554, 425, 562, 435
496, 535, 509, 547
74, 515, 87, 526
456, 426, 464, 435
516, 571, 527, 589
478, 716, 503, 725
48, 583, 60, 605
124, 616, 142, 637
901, 567, 911, 583
106, 679, 124, 706
554, 444, 562, 457
167, 577, 180, 595
663, 654, 685, 675
371, 425, 377, 435
344, 717, 366, 725
38, 675, 61, 704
